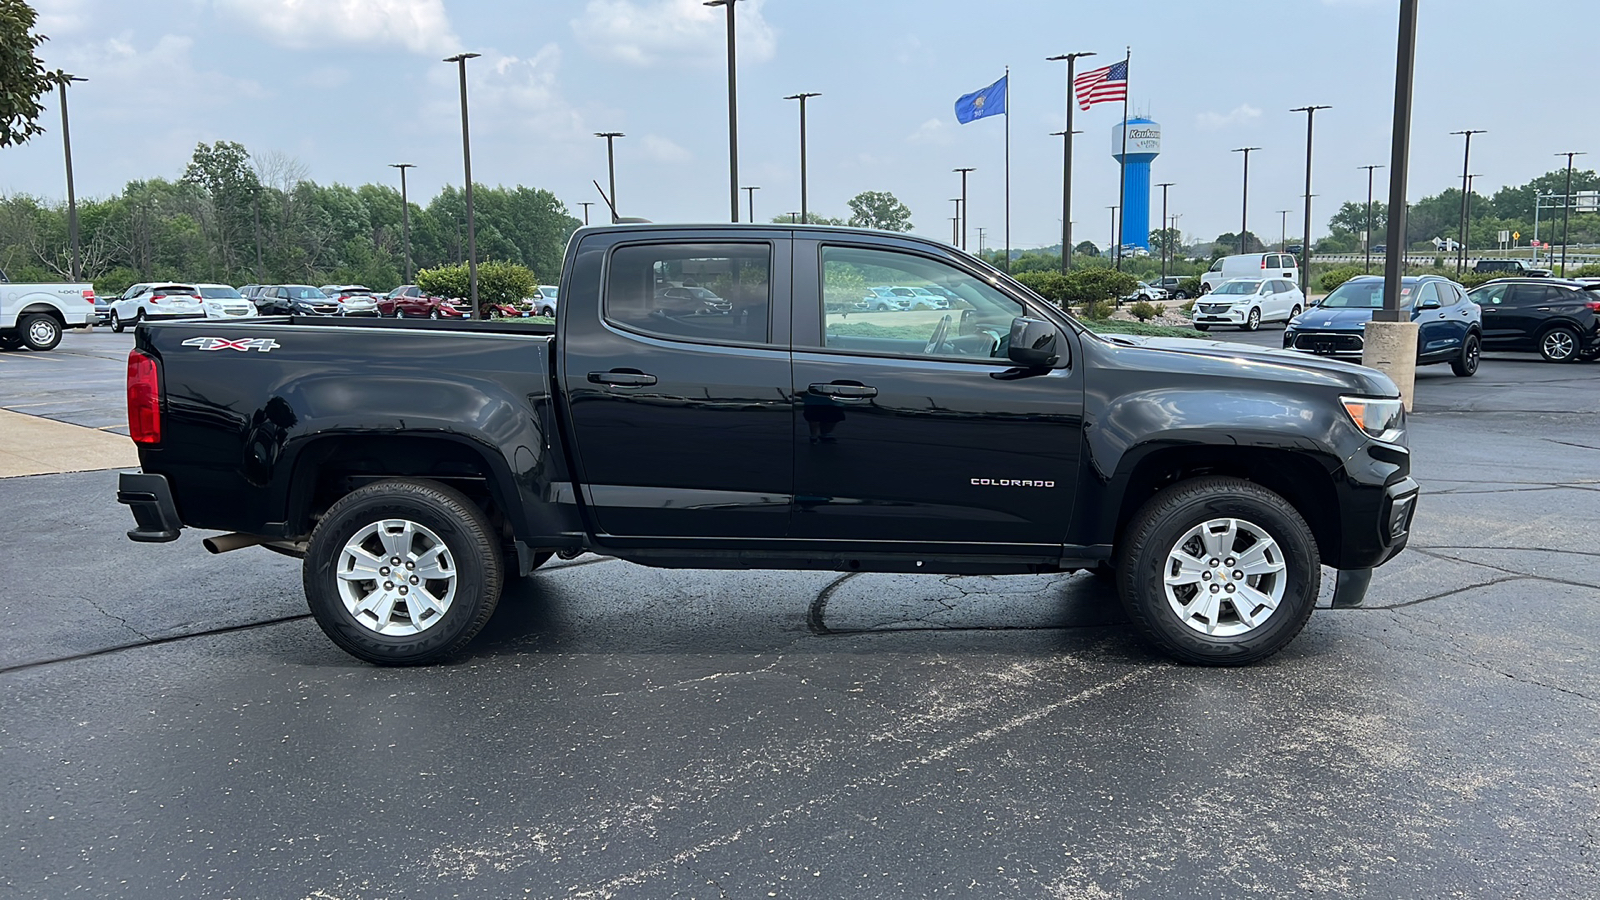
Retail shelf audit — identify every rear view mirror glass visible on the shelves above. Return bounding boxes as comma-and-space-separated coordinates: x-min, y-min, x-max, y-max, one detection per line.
1007, 317, 1059, 367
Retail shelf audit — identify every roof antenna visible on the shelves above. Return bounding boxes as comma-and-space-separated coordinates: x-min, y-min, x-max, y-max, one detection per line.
593, 179, 650, 224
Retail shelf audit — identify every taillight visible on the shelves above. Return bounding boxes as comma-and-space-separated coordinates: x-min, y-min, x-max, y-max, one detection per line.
1586, 300, 1600, 312
83, 289, 96, 303
127, 350, 161, 445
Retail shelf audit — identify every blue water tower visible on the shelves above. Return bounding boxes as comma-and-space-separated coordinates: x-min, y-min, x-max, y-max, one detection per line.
1113, 117, 1161, 250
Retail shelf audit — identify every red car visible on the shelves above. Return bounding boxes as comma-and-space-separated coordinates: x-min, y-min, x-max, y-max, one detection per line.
378, 285, 472, 319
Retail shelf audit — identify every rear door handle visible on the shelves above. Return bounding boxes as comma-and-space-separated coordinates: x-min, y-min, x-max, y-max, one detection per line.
809, 382, 877, 399
588, 370, 657, 387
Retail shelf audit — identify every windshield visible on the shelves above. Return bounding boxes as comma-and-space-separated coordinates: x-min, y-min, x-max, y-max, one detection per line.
1208, 259, 1224, 272
1321, 280, 1413, 309
286, 286, 328, 300
199, 286, 242, 299
1213, 281, 1261, 295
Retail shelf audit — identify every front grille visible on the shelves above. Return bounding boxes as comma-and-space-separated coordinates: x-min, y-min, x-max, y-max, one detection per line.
1198, 304, 1231, 314
1293, 332, 1364, 354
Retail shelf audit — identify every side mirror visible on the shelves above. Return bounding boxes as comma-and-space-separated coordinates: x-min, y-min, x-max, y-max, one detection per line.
1419, 297, 1441, 310
1007, 317, 1059, 367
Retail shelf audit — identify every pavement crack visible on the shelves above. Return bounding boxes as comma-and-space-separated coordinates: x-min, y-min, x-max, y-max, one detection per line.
78, 594, 153, 642
1359, 575, 1527, 610
0, 613, 313, 676
1412, 548, 1600, 591
1372, 613, 1600, 705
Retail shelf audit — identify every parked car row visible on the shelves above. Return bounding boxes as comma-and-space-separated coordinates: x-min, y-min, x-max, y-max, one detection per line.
855, 285, 955, 311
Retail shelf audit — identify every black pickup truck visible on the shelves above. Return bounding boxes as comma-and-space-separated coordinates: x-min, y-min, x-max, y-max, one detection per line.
117, 224, 1418, 667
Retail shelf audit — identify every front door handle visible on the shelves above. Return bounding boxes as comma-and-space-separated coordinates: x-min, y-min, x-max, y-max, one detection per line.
809, 382, 877, 399
588, 370, 657, 387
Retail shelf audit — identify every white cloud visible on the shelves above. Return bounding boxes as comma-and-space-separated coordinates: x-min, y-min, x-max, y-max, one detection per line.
572, 0, 776, 68
641, 134, 691, 163
419, 44, 587, 146
33, 0, 94, 36
214, 0, 460, 56
907, 118, 952, 146
1196, 104, 1263, 131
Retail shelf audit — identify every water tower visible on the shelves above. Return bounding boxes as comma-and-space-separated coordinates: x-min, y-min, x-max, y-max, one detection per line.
1112, 117, 1161, 251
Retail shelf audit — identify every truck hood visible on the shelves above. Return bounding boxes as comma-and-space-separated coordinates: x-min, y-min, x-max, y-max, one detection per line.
1289, 306, 1384, 331
1090, 332, 1399, 397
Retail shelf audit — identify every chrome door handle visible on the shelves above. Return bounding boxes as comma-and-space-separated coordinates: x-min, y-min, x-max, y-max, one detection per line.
588, 371, 657, 386
809, 382, 877, 399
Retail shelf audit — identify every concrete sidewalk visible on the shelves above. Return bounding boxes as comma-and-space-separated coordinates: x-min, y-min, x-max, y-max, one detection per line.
0, 408, 137, 478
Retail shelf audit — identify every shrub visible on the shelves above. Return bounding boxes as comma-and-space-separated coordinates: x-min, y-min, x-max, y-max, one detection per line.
417, 260, 537, 312
1179, 299, 1196, 314
1060, 268, 1138, 306
1320, 266, 1364, 292
1079, 298, 1116, 320
1456, 271, 1501, 289
1128, 300, 1158, 322
1177, 276, 1203, 298
1012, 270, 1069, 304
1571, 264, 1600, 278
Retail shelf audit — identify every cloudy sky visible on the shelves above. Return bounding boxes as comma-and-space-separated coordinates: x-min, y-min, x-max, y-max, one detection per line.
5, 0, 1597, 250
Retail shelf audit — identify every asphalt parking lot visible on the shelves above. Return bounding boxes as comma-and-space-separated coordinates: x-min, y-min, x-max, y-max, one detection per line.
3, 327, 1598, 899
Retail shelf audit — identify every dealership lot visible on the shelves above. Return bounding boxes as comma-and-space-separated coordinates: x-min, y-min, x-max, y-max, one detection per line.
2, 328, 1598, 899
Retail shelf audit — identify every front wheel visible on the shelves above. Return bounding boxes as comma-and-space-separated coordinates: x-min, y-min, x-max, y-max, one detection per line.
1244, 307, 1262, 331
0, 334, 23, 351
110, 310, 125, 333
1451, 333, 1481, 377
1116, 477, 1320, 666
303, 479, 505, 665
1289, 304, 1302, 321
20, 314, 62, 351
1540, 326, 1579, 363
428, 309, 441, 320
1174, 291, 1188, 301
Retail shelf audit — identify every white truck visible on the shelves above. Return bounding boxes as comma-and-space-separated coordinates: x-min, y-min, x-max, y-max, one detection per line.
0, 268, 97, 351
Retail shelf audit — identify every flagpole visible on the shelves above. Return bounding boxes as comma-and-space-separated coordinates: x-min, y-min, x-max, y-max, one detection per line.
1115, 48, 1130, 273
1004, 66, 1011, 274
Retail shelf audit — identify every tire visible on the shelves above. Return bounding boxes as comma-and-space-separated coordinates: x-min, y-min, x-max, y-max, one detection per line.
1116, 477, 1320, 666
428, 309, 441, 320
1539, 326, 1580, 363
0, 334, 23, 351
1174, 291, 1188, 301
1451, 332, 1481, 377
395, 308, 405, 319
1244, 307, 1262, 332
303, 479, 504, 666
110, 310, 124, 333
19, 313, 62, 351
1194, 323, 1210, 332
1289, 304, 1302, 321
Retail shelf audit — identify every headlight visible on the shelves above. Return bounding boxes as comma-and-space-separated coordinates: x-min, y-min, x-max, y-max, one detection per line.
1340, 395, 1405, 444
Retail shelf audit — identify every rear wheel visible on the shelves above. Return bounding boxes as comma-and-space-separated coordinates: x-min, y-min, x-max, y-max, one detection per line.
1540, 326, 1579, 363
20, 314, 62, 351
0, 334, 23, 351
1451, 332, 1481, 377
1117, 477, 1320, 666
303, 479, 504, 666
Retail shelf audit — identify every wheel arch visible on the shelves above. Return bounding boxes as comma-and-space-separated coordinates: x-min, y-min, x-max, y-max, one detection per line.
18, 302, 68, 326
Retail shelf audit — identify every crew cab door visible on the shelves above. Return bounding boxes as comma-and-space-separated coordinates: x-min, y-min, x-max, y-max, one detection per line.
789, 238, 1083, 549
558, 232, 793, 539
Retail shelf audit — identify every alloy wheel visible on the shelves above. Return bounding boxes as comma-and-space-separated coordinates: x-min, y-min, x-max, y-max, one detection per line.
1161, 517, 1286, 637
1542, 330, 1575, 361
335, 518, 458, 636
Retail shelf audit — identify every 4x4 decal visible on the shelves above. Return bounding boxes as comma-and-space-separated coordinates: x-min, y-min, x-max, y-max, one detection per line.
181, 337, 280, 353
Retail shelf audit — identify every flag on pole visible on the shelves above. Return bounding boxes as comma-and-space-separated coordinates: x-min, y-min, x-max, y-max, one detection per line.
1073, 60, 1127, 110
954, 75, 1008, 124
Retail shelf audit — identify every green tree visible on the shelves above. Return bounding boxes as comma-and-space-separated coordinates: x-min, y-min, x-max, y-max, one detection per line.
0, 0, 66, 148
1073, 240, 1099, 257
846, 191, 912, 232
771, 212, 845, 225
1148, 227, 1181, 256
183, 141, 263, 280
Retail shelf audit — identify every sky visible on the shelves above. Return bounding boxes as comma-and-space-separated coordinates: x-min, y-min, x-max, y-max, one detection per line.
4, 0, 1597, 252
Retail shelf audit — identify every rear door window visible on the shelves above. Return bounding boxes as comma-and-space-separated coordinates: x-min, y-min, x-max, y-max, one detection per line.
604, 243, 773, 345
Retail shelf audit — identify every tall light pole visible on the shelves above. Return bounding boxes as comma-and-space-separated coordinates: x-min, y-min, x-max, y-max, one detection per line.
1233, 147, 1260, 255
1047, 51, 1096, 274
787, 211, 799, 224
1360, 164, 1385, 273
1465, 174, 1480, 263
1277, 209, 1292, 249
783, 92, 820, 223
444, 52, 482, 309
1291, 105, 1330, 295
743, 185, 759, 223
953, 167, 975, 251
1555, 149, 1580, 273
1369, 0, 1420, 410
579, 201, 594, 226
1156, 182, 1174, 282
949, 198, 962, 246
1449, 129, 1486, 274
594, 132, 624, 216
58, 75, 87, 282
705, 0, 743, 222
1108, 205, 1119, 258
389, 163, 415, 283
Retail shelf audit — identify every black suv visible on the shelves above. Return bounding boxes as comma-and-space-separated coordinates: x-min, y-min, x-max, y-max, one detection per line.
1473, 259, 1552, 278
252, 284, 343, 316
1468, 278, 1600, 362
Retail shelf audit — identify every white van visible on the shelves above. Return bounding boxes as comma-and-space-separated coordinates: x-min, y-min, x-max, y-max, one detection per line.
1201, 253, 1299, 293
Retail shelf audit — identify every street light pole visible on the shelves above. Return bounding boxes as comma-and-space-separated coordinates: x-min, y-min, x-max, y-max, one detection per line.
949, 198, 962, 246
1360, 164, 1385, 273
444, 52, 482, 310
1557, 151, 1586, 276
1367, 0, 1421, 412
1465, 173, 1480, 264
1108, 205, 1118, 258
1449, 129, 1486, 274
705, 0, 743, 222
788, 211, 799, 224
1157, 182, 1174, 282
594, 132, 624, 217
389, 163, 415, 283
1047, 51, 1096, 274
1233, 147, 1260, 255
783, 92, 820, 223
1291, 105, 1330, 296
743, 186, 759, 223
953, 167, 975, 251
58, 75, 87, 282
1277, 209, 1292, 251
578, 201, 594, 226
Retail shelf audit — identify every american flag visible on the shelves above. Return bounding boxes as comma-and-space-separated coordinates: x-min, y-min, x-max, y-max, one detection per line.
1073, 60, 1128, 110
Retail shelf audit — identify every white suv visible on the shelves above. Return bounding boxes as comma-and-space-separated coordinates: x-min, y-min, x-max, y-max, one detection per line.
1201, 253, 1299, 294
1193, 278, 1306, 332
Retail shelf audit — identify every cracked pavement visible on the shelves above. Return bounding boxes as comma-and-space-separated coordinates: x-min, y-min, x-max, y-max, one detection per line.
2, 332, 1598, 898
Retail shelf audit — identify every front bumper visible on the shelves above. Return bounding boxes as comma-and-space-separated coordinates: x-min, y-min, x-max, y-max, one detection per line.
117, 472, 184, 542
1284, 329, 1365, 357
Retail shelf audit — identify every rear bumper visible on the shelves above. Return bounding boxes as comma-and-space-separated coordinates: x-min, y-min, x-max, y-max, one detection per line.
117, 472, 184, 542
